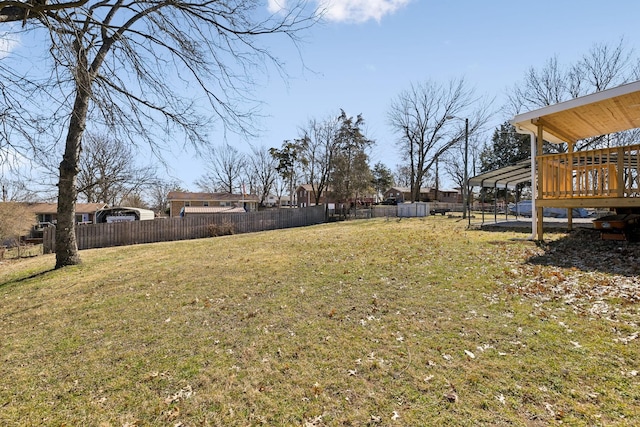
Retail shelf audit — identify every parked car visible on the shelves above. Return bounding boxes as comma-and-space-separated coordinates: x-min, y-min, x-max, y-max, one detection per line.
508, 200, 589, 218
429, 207, 451, 216
381, 198, 400, 205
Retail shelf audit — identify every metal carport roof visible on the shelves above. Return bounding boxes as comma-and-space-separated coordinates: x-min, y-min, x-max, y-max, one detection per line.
469, 159, 531, 190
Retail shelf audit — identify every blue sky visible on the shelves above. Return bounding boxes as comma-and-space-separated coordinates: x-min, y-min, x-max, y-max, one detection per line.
168, 0, 640, 190
3, 0, 640, 193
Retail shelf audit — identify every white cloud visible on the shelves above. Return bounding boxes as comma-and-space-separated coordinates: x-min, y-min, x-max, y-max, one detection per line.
267, 0, 289, 13
0, 31, 20, 59
317, 0, 412, 23
267, 0, 288, 14
266, 0, 411, 23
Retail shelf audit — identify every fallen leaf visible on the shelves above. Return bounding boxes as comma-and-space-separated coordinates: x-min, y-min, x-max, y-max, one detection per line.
444, 392, 458, 403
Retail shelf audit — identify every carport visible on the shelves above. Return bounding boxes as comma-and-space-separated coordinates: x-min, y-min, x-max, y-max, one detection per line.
469, 159, 532, 223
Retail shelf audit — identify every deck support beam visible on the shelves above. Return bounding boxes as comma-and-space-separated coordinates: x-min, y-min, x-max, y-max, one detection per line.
536, 123, 545, 240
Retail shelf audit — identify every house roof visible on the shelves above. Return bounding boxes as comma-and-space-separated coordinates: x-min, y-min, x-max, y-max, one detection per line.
512, 80, 640, 143
387, 187, 432, 194
296, 184, 333, 193
181, 206, 246, 214
469, 159, 532, 190
168, 191, 259, 202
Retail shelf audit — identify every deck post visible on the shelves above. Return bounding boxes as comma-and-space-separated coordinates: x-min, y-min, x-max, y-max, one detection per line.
536, 123, 545, 240
617, 146, 625, 197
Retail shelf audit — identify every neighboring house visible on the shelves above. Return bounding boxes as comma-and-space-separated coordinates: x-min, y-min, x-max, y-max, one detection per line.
383, 187, 431, 203
383, 187, 463, 203
167, 191, 259, 217
264, 194, 291, 208
25, 202, 108, 225
439, 189, 463, 204
296, 184, 334, 208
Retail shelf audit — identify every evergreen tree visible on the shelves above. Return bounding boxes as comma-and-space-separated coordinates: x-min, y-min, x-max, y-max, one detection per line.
330, 111, 374, 203
371, 162, 394, 201
479, 121, 531, 202
479, 122, 530, 173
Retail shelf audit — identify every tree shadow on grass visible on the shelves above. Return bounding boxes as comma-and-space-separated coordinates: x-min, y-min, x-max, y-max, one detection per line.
526, 228, 640, 277
0, 268, 56, 290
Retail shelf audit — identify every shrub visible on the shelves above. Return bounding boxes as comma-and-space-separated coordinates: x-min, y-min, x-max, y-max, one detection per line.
208, 221, 235, 237
0, 202, 37, 258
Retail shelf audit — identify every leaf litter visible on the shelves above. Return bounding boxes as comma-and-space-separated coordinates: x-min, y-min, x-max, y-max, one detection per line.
499, 229, 640, 324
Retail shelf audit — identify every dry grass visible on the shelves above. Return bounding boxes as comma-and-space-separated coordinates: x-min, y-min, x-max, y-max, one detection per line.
0, 217, 638, 426
0, 244, 42, 260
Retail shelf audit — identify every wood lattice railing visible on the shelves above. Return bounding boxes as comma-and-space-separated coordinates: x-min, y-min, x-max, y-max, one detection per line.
538, 144, 640, 199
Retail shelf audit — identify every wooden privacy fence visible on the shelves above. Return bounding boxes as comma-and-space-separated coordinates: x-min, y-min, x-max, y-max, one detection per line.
43, 205, 327, 253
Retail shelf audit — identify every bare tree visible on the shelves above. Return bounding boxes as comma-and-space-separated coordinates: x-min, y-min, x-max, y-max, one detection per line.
77, 133, 158, 206
120, 193, 149, 209
271, 173, 288, 207
442, 135, 482, 196
388, 78, 490, 202
0, 1, 91, 23
147, 179, 183, 216
247, 144, 277, 207
0, 176, 43, 202
507, 56, 567, 114
298, 115, 340, 204
195, 144, 247, 194
0, 0, 317, 267
508, 39, 634, 115
393, 164, 411, 188
507, 38, 637, 151
580, 39, 633, 92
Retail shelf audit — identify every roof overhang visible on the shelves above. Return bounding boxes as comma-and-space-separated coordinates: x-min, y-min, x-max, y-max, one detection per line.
512, 80, 640, 143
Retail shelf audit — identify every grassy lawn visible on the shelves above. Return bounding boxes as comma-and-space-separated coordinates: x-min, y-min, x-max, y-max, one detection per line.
1, 217, 638, 426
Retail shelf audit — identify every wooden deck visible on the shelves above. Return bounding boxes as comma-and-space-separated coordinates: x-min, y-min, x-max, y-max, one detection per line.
537, 143, 640, 209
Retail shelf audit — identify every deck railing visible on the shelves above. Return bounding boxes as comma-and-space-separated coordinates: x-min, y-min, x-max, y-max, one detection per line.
538, 144, 640, 199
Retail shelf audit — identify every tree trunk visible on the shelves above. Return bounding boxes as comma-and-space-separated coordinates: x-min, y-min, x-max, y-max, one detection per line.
55, 47, 91, 268
55, 111, 87, 267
